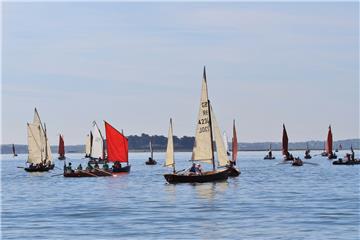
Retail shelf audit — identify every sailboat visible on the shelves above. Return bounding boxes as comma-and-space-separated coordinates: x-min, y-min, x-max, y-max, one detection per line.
104, 121, 130, 172
58, 134, 66, 160
282, 124, 294, 161
89, 121, 106, 164
164, 67, 229, 184
333, 145, 360, 165
84, 131, 92, 158
223, 132, 230, 156
12, 144, 18, 157
321, 141, 328, 156
304, 142, 311, 159
264, 144, 275, 160
227, 119, 241, 176
25, 108, 54, 172
326, 125, 337, 159
146, 137, 157, 165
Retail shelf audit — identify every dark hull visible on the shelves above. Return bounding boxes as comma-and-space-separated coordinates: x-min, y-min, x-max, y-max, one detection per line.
264, 156, 275, 160
226, 166, 241, 177
58, 156, 66, 160
25, 164, 55, 172
292, 161, 303, 166
333, 159, 360, 165
284, 157, 294, 161
112, 165, 131, 173
321, 152, 328, 157
164, 169, 229, 184
304, 155, 312, 159
328, 155, 337, 160
145, 160, 157, 165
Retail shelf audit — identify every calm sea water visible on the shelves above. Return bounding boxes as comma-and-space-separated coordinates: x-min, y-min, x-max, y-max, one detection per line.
1, 151, 359, 240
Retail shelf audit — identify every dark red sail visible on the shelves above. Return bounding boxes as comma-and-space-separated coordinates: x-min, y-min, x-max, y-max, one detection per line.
12, 144, 16, 156
104, 121, 128, 163
326, 125, 333, 155
232, 120, 238, 163
58, 135, 65, 157
282, 124, 288, 155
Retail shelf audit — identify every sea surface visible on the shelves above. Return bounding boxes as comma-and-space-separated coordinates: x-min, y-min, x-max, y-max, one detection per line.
1, 151, 359, 240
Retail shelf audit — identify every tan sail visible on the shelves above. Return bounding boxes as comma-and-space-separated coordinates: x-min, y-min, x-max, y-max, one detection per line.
191, 72, 213, 163
27, 123, 43, 164
165, 118, 175, 168
210, 105, 229, 167
85, 134, 91, 156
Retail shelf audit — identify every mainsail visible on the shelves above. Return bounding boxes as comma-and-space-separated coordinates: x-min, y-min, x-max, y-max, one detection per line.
58, 135, 65, 157
27, 109, 52, 164
191, 68, 213, 164
104, 121, 128, 163
232, 120, 238, 163
282, 124, 288, 155
326, 125, 333, 155
149, 138, 153, 159
210, 105, 228, 167
223, 132, 229, 154
90, 122, 105, 159
165, 118, 175, 171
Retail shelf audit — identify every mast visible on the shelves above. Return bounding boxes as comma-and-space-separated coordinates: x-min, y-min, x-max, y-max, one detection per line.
150, 137, 153, 159
232, 119, 238, 163
44, 123, 48, 164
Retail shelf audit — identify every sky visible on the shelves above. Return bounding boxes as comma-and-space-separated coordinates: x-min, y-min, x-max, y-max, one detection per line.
1, 2, 359, 145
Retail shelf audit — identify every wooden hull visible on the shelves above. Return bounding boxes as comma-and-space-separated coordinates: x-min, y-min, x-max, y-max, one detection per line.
164, 169, 229, 184
25, 164, 55, 172
333, 159, 360, 165
64, 166, 131, 177
283, 157, 294, 161
58, 156, 66, 160
226, 166, 240, 177
304, 155, 312, 159
145, 160, 157, 165
328, 154, 337, 160
292, 160, 303, 166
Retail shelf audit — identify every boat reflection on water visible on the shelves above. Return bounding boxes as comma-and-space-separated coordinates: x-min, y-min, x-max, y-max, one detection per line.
194, 181, 229, 200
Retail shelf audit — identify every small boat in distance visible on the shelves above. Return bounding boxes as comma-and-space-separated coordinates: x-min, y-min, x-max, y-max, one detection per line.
292, 157, 303, 166
145, 137, 157, 165
264, 144, 275, 160
164, 68, 229, 184
25, 108, 54, 172
326, 125, 337, 160
333, 145, 360, 165
321, 141, 327, 156
58, 134, 66, 160
282, 124, 294, 161
304, 142, 312, 159
12, 144, 18, 157
227, 119, 240, 177
84, 131, 92, 158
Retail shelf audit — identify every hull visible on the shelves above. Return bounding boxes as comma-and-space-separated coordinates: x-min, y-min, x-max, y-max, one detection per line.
328, 154, 337, 160
226, 166, 240, 177
284, 157, 294, 161
145, 160, 157, 165
292, 160, 303, 166
333, 159, 360, 165
112, 165, 131, 173
25, 164, 55, 172
58, 156, 66, 160
164, 169, 229, 184
304, 155, 312, 159
264, 156, 275, 160
321, 152, 328, 157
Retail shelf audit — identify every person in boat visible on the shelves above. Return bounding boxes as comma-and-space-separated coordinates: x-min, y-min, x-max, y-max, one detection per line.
148, 157, 155, 163
189, 163, 197, 175
103, 161, 109, 170
113, 161, 122, 171
65, 162, 73, 173
77, 164, 83, 171
350, 148, 355, 161
86, 162, 93, 171
195, 164, 203, 175
268, 150, 273, 158
94, 162, 100, 169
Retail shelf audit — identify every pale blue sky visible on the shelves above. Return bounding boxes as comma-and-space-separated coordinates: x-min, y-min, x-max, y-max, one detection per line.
2, 2, 359, 145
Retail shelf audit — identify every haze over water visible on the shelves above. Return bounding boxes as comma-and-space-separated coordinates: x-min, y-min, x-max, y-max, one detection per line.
2, 151, 359, 240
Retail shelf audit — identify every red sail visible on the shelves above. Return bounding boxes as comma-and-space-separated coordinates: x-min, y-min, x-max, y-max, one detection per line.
104, 121, 128, 163
58, 135, 65, 156
232, 120, 238, 162
12, 144, 16, 155
282, 124, 288, 155
326, 125, 333, 154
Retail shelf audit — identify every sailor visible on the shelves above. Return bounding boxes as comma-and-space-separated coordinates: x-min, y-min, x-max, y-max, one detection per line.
94, 162, 100, 169
189, 163, 196, 174
86, 162, 93, 171
195, 164, 203, 175
103, 161, 109, 170
77, 164, 83, 171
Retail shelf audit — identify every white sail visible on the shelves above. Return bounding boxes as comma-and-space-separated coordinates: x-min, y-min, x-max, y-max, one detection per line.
27, 123, 43, 164
210, 106, 229, 167
45, 127, 53, 163
90, 122, 104, 159
33, 108, 42, 126
223, 132, 229, 154
165, 119, 175, 168
191, 73, 213, 163
85, 134, 91, 155
149, 138, 153, 159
